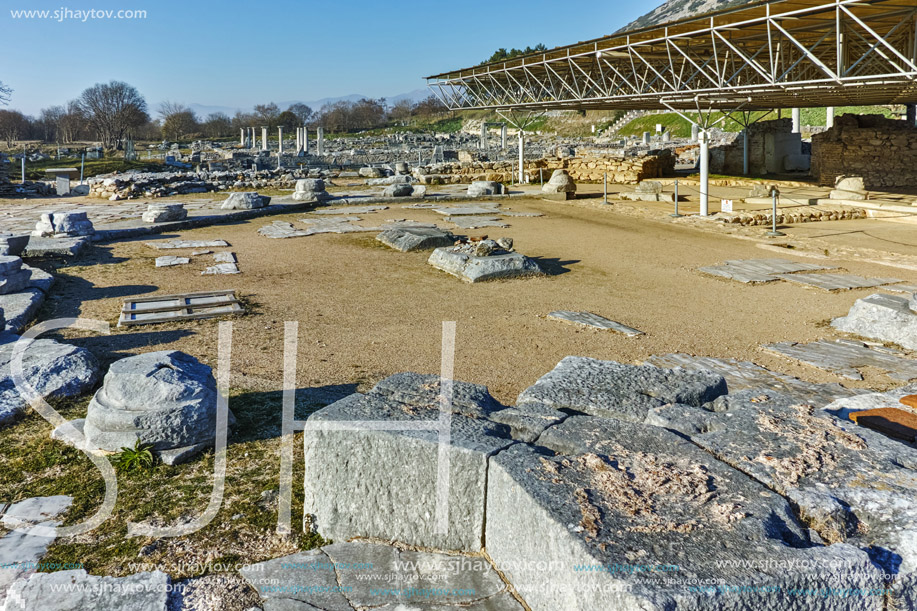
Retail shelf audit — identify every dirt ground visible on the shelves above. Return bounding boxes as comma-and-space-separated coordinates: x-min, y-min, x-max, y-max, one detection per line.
38, 196, 917, 405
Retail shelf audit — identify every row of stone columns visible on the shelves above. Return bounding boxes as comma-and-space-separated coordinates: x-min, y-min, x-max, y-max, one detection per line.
236, 126, 324, 155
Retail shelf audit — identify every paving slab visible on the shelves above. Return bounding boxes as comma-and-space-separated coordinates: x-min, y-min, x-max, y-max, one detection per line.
154, 256, 189, 268
0, 289, 44, 335
777, 272, 902, 291
883, 283, 917, 294
699, 258, 834, 284
431, 204, 501, 216
213, 252, 236, 264
547, 310, 643, 336
201, 262, 239, 275
147, 239, 229, 250
3, 569, 169, 610
240, 544, 523, 611
832, 293, 917, 350
765, 338, 917, 381
447, 216, 509, 229
310, 206, 389, 215
22, 236, 90, 258
643, 353, 864, 408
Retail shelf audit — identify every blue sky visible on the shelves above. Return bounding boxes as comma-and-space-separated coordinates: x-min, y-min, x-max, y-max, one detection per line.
2, 0, 648, 115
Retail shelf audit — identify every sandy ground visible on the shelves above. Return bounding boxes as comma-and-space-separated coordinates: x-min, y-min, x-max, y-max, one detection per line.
36, 195, 917, 406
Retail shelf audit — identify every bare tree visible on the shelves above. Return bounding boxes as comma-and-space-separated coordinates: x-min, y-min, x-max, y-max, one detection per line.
59, 100, 86, 144
77, 81, 149, 149
0, 109, 28, 147
287, 103, 313, 125
203, 112, 233, 138
0, 81, 11, 106
253, 102, 281, 128
158, 101, 199, 141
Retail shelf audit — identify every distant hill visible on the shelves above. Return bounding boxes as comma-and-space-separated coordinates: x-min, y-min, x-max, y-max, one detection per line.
620, 0, 752, 32
178, 88, 431, 119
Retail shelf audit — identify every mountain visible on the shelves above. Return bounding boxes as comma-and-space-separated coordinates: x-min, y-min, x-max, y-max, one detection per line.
620, 0, 752, 32
178, 88, 432, 119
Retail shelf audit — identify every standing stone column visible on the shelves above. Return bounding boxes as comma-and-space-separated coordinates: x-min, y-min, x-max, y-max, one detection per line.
278, 127, 284, 157
240, 128, 245, 147
480, 123, 487, 150
791, 108, 801, 133
250, 128, 256, 149
304, 128, 310, 155
501, 124, 507, 151
317, 127, 324, 156
517, 129, 525, 184
826, 107, 835, 129
262, 127, 269, 151
691, 123, 700, 143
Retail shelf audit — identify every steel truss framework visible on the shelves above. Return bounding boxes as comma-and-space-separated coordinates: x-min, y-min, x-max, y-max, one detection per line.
426, 0, 917, 112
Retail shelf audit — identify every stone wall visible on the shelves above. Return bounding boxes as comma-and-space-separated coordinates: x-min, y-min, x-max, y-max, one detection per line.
811, 114, 917, 189
415, 150, 674, 185
709, 118, 802, 175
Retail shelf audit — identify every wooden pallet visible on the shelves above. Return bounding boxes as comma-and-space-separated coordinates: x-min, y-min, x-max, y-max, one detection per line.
119, 290, 243, 327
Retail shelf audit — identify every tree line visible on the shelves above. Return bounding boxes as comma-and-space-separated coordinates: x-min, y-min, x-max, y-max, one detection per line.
0, 79, 450, 149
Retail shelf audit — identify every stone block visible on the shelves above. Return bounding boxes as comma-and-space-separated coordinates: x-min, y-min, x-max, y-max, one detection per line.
428, 248, 543, 283
5, 569, 170, 610
142, 203, 187, 223
0, 288, 45, 334
221, 192, 270, 210
376, 227, 455, 252
0, 233, 30, 257
467, 181, 504, 197
832, 293, 917, 350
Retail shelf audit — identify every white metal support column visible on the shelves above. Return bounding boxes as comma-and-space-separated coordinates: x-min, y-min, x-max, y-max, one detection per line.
791, 108, 801, 133
699, 130, 710, 216
518, 130, 525, 183
826, 107, 835, 128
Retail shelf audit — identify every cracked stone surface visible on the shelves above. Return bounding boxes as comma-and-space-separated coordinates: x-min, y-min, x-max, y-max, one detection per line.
699, 258, 835, 284
548, 310, 644, 336
648, 390, 917, 609
643, 353, 864, 408
240, 543, 522, 611
516, 356, 727, 422
428, 248, 542, 283
765, 338, 917, 381
155, 256, 190, 268
376, 227, 455, 252
3, 569, 169, 610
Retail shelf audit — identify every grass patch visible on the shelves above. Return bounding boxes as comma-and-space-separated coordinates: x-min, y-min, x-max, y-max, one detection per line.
17, 157, 165, 181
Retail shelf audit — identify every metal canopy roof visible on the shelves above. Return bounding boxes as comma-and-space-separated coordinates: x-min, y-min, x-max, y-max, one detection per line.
426, 0, 917, 112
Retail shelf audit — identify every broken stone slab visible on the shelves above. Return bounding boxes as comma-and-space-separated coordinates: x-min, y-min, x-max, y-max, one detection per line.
221, 192, 270, 210
375, 227, 455, 252
0, 289, 45, 335
311, 206, 388, 215
31, 211, 94, 238
147, 240, 229, 250
643, 353, 864, 409
447, 216, 509, 230
487, 414, 883, 611
832, 293, 917, 350
699, 258, 834, 284
154, 256, 189, 268
432, 204, 500, 216
303, 373, 524, 551
22, 236, 90, 258
0, 495, 73, 606
516, 356, 727, 422
467, 181, 504, 197
142, 203, 187, 223
548, 311, 643, 337
0, 234, 30, 257
765, 338, 917, 381
1, 496, 72, 530
213, 252, 236, 264
82, 351, 225, 464
258, 222, 309, 239
648, 390, 917, 608
883, 283, 917, 294
428, 247, 542, 283
202, 262, 240, 275
778, 273, 901, 291
382, 184, 414, 198
4, 569, 170, 611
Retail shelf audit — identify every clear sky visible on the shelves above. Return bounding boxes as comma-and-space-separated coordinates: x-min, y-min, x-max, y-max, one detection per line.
1, 0, 648, 115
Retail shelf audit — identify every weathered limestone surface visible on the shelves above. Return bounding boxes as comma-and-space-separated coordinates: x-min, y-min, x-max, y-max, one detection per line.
82, 351, 225, 464
141, 203, 187, 223
428, 248, 542, 283
0, 234, 29, 257
516, 356, 727, 422
541, 169, 576, 199
31, 212, 94, 238
832, 293, 917, 350
376, 226, 454, 252
649, 390, 917, 609
221, 192, 271, 210
240, 543, 524, 611
303, 373, 521, 551
0, 333, 100, 426
488, 415, 882, 611
467, 181, 504, 197
292, 179, 332, 203
3, 569, 170, 611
